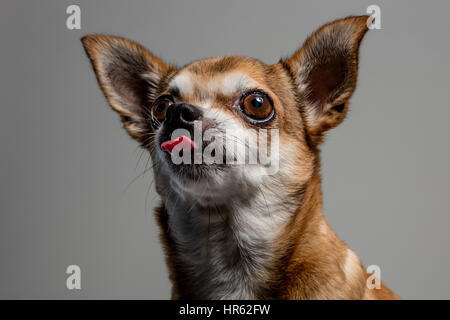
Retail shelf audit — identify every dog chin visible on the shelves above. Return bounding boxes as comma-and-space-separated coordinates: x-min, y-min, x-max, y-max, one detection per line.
166, 164, 245, 207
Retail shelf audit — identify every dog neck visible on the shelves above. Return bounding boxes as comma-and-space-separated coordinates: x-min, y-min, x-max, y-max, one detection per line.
158, 166, 367, 299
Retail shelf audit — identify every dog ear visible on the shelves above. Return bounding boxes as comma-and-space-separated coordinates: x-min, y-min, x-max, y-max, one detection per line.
283, 16, 369, 141
81, 35, 174, 140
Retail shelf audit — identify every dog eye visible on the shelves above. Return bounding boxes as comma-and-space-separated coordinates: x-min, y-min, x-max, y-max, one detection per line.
240, 92, 273, 121
151, 98, 172, 123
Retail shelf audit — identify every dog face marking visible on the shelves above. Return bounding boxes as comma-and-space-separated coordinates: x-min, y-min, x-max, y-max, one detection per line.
169, 70, 258, 98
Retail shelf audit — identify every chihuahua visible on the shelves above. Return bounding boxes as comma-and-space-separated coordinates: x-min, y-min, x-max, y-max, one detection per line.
82, 15, 398, 299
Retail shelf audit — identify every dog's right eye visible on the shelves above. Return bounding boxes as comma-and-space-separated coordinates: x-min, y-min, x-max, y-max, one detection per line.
151, 98, 172, 124
239, 90, 274, 123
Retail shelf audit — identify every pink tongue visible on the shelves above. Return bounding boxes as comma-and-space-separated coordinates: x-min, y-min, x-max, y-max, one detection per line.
161, 136, 196, 153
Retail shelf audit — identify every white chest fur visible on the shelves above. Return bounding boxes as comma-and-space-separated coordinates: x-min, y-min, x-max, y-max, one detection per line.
164, 188, 292, 299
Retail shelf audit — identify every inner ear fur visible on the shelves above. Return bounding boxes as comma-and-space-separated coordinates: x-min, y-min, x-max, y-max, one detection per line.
81, 35, 174, 140
283, 15, 370, 140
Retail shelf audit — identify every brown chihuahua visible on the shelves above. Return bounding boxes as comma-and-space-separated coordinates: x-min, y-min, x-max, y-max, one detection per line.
82, 15, 398, 299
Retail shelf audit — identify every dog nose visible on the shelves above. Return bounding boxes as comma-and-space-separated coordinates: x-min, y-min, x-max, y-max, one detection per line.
165, 103, 203, 127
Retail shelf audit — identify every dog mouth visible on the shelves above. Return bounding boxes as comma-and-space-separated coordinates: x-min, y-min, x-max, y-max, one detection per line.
161, 136, 196, 153
159, 134, 230, 180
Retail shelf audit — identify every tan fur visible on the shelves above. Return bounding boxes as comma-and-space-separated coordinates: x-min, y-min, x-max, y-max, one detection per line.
82, 15, 399, 300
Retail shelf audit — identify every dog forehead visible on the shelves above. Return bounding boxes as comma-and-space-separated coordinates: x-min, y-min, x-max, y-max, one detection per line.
168, 70, 256, 97
168, 56, 266, 97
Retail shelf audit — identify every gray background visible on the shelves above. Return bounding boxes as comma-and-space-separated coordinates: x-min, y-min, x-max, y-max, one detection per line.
0, 0, 449, 299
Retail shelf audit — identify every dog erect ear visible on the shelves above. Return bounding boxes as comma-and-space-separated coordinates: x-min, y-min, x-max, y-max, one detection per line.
284, 16, 369, 140
81, 35, 174, 140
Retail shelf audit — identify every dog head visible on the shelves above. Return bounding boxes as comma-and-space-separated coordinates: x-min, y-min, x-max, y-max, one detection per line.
82, 16, 369, 207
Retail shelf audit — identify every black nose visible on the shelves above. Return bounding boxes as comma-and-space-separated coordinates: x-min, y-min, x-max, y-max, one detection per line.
165, 103, 203, 127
